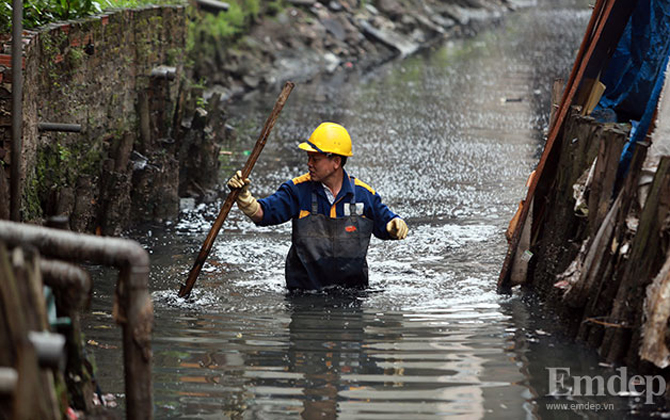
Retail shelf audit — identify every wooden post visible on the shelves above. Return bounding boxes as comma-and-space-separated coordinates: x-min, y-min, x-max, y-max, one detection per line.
587, 127, 627, 234
0, 244, 56, 419
601, 156, 670, 363
560, 126, 627, 308
526, 111, 602, 297
577, 145, 647, 348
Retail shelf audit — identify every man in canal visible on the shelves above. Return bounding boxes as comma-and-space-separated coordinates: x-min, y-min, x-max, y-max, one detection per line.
227, 122, 408, 291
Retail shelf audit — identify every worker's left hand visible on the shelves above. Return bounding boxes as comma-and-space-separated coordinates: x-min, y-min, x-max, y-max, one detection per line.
386, 218, 408, 240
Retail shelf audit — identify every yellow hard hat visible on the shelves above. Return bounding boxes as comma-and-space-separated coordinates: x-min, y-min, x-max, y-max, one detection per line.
298, 122, 353, 157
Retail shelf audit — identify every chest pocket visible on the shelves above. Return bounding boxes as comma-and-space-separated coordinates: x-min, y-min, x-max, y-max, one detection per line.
344, 202, 365, 216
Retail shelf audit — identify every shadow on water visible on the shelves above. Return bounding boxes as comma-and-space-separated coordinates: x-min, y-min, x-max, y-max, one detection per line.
80, 0, 669, 418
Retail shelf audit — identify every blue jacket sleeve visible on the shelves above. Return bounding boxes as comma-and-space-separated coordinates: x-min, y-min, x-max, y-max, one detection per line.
367, 191, 399, 240
257, 181, 300, 226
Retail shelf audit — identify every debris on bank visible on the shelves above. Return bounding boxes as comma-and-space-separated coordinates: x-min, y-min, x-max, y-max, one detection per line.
191, 0, 515, 99
500, 0, 670, 385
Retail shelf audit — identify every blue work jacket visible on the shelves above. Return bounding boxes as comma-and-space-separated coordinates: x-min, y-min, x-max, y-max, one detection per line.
257, 169, 399, 240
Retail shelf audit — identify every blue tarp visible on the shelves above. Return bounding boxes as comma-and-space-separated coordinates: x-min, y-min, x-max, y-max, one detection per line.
599, 0, 670, 119
595, 0, 670, 180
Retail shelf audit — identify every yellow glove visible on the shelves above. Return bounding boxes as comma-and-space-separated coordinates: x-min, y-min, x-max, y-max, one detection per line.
386, 218, 408, 240
227, 170, 260, 218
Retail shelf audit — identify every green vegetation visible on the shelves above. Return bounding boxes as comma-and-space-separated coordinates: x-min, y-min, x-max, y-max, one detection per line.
23, 137, 104, 221
0, 0, 184, 33
186, 0, 262, 58
66, 46, 85, 67
265, 0, 284, 16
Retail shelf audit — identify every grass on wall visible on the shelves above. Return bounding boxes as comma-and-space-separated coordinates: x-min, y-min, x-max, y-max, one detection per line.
0, 0, 184, 33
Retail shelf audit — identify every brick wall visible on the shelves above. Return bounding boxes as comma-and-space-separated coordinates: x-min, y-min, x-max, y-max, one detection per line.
0, 6, 190, 232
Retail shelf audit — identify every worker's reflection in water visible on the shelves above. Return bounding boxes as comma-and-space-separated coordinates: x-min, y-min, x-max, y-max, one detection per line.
286, 291, 371, 420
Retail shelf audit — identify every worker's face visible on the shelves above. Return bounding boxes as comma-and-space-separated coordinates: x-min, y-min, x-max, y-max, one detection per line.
307, 152, 340, 182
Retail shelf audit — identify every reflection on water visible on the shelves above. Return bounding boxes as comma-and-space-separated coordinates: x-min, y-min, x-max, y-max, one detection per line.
140, 291, 524, 419
80, 1, 668, 418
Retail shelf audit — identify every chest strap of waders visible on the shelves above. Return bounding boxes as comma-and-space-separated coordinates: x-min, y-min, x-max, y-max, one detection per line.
348, 177, 357, 215
311, 190, 318, 215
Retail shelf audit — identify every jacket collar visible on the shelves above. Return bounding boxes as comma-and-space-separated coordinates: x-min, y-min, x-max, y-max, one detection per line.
312, 168, 354, 202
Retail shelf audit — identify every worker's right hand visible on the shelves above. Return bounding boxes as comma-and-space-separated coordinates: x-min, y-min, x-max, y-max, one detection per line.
227, 170, 261, 218
227, 170, 250, 190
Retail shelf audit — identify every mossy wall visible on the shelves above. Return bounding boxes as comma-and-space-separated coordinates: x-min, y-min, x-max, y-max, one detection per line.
0, 6, 188, 231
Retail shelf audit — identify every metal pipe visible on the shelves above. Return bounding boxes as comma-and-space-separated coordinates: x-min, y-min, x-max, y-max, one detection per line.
149, 66, 176, 80
41, 259, 91, 310
10, 0, 23, 222
0, 368, 18, 394
0, 220, 153, 420
37, 122, 82, 133
194, 0, 230, 13
41, 259, 90, 292
27, 331, 66, 370
45, 215, 70, 230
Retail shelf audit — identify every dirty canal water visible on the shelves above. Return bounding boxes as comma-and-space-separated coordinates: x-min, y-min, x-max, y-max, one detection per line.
83, 1, 668, 418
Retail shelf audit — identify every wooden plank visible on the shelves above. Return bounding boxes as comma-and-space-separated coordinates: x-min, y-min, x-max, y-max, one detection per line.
601, 156, 670, 363
640, 246, 670, 368
587, 126, 627, 234
0, 244, 54, 419
555, 126, 628, 310
563, 193, 621, 309
579, 145, 648, 347
549, 79, 564, 129
510, 197, 532, 286
523, 112, 602, 297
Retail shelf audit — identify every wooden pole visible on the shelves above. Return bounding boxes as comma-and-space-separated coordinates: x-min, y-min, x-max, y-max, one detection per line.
10, 0, 23, 222
178, 81, 295, 298
549, 78, 564, 129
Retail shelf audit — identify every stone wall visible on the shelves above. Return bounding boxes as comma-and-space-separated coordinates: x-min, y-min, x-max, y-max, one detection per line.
0, 5, 228, 234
